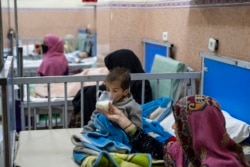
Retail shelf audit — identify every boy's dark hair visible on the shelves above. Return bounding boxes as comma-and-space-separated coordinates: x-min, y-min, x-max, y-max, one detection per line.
105, 67, 131, 90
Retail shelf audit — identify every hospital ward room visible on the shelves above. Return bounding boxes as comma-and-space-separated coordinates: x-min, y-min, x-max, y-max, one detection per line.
0, 0, 250, 167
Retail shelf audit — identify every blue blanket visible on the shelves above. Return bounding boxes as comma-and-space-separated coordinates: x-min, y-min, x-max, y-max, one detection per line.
142, 97, 173, 142
142, 97, 173, 122
72, 114, 132, 164
83, 114, 131, 153
72, 97, 174, 165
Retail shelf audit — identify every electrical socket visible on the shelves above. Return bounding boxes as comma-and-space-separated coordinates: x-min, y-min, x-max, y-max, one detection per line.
208, 38, 218, 51
162, 32, 168, 41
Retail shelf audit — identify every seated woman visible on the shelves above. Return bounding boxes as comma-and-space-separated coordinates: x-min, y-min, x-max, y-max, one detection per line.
37, 34, 69, 76
98, 95, 250, 167
68, 49, 153, 127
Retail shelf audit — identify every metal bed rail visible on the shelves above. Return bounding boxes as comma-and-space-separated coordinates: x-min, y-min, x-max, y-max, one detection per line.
15, 35, 96, 58
13, 72, 201, 130
0, 56, 15, 167
11, 34, 97, 77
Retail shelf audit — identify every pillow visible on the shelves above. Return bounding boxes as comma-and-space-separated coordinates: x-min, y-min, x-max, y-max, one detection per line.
221, 110, 250, 143
150, 55, 186, 101
159, 109, 250, 143
77, 33, 88, 51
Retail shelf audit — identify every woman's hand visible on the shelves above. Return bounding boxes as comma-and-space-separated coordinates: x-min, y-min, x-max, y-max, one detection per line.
97, 103, 132, 130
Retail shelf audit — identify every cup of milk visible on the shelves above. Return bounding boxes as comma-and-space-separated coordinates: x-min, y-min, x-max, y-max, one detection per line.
96, 91, 113, 111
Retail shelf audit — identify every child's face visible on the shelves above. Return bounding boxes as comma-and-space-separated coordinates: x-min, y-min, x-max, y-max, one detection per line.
105, 81, 129, 103
33, 44, 41, 54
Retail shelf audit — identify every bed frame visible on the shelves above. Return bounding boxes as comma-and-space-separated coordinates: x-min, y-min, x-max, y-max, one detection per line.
0, 56, 15, 167
18, 33, 97, 58
14, 69, 200, 130
0, 55, 201, 166
200, 52, 250, 125
143, 38, 173, 73
2, 52, 249, 166
12, 33, 97, 77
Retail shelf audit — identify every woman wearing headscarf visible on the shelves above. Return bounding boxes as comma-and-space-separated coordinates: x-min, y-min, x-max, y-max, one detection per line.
69, 49, 153, 127
37, 34, 68, 76
164, 95, 249, 167
98, 95, 250, 167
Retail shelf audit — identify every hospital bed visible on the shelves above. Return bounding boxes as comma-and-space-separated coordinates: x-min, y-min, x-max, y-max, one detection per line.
14, 52, 190, 131
12, 32, 97, 77
13, 39, 176, 131
0, 55, 200, 166
1, 52, 250, 166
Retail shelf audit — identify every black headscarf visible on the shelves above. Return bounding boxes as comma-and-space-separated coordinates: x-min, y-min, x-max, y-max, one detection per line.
71, 49, 152, 126
104, 49, 152, 104
104, 49, 145, 73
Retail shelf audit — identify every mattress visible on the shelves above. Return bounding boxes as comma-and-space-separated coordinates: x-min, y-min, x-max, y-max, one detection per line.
14, 128, 82, 167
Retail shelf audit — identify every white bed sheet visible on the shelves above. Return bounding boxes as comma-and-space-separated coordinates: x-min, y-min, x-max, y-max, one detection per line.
14, 56, 97, 70
14, 128, 82, 167
160, 110, 250, 143
12, 45, 37, 57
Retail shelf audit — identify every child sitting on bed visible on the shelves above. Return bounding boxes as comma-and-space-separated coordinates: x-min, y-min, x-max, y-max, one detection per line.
81, 66, 142, 133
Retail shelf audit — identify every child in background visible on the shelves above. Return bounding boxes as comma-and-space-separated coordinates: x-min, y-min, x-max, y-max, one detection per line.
63, 34, 89, 63
81, 66, 142, 133
33, 43, 42, 55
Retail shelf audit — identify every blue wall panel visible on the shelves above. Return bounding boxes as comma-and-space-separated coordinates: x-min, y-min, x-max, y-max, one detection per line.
203, 58, 250, 124
144, 42, 168, 73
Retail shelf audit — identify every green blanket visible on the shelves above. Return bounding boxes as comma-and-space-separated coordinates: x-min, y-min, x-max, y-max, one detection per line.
81, 152, 164, 167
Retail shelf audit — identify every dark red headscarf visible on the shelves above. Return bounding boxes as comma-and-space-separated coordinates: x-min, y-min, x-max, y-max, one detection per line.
164, 95, 249, 167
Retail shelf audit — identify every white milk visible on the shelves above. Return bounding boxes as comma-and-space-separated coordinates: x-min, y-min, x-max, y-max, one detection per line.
96, 100, 110, 111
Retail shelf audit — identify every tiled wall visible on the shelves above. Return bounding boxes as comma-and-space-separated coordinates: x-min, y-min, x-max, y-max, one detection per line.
17, 9, 94, 37
2, 0, 250, 71
2, 8, 95, 48
97, 1, 250, 71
